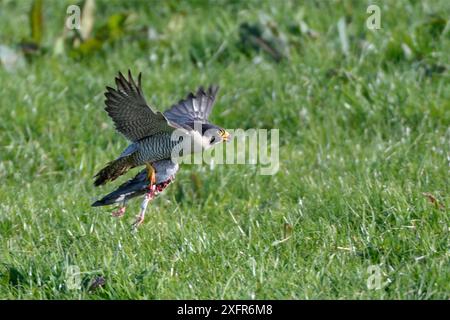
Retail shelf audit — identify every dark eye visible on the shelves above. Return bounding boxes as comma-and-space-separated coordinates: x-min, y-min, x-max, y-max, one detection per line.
210, 136, 216, 144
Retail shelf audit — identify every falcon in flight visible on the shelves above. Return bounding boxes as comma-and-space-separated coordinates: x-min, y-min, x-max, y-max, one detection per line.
93, 71, 229, 226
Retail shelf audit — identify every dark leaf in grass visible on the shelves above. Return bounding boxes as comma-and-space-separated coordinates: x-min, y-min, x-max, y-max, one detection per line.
238, 19, 289, 63
88, 276, 106, 292
422, 192, 445, 210
8, 266, 26, 286
283, 223, 293, 239
422, 63, 447, 77
416, 15, 448, 38
20, 42, 40, 55
19, 41, 42, 61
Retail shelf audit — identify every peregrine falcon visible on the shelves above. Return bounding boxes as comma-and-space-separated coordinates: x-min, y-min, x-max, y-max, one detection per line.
93, 71, 229, 226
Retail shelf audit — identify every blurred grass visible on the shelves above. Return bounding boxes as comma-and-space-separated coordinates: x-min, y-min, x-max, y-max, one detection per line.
0, 0, 449, 299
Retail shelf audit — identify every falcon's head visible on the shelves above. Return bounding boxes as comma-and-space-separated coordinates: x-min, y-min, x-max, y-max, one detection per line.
201, 123, 230, 149
184, 122, 229, 151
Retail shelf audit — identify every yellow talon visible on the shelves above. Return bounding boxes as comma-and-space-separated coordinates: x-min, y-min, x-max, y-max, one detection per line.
146, 163, 156, 186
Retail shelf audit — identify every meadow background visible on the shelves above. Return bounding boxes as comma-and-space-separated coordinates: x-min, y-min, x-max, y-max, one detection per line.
0, 0, 449, 299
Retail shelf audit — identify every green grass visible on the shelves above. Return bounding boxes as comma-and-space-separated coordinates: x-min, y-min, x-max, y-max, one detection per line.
0, 0, 449, 299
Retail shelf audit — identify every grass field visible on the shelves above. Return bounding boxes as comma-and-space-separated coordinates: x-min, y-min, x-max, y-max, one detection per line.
0, 0, 449, 299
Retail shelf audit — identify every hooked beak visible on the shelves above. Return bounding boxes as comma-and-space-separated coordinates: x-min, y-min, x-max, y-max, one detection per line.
221, 130, 230, 142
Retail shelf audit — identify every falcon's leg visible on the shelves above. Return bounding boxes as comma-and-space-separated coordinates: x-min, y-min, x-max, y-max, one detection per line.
131, 186, 156, 230
146, 163, 156, 189
131, 163, 156, 230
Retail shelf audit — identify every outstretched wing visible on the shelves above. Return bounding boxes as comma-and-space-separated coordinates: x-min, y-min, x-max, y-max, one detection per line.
163, 86, 219, 126
104, 71, 176, 142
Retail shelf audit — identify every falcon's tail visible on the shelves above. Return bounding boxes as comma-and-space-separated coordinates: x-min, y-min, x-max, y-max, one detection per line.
94, 155, 134, 186
92, 169, 149, 206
